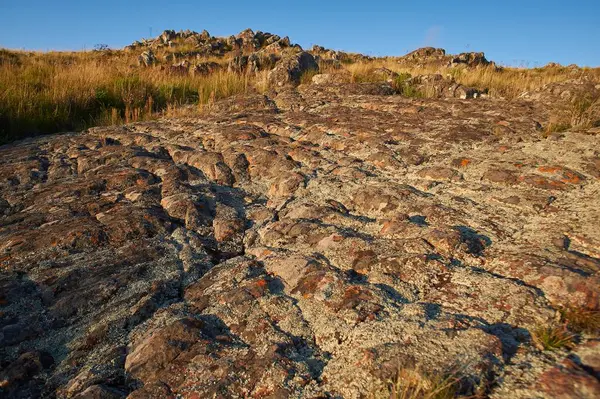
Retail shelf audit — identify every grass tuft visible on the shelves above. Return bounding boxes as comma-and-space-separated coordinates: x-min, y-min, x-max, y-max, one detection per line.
544, 122, 571, 134
386, 367, 461, 399
531, 324, 576, 351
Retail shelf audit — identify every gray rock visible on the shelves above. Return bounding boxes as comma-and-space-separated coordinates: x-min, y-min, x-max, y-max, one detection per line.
267, 51, 318, 88
137, 50, 156, 67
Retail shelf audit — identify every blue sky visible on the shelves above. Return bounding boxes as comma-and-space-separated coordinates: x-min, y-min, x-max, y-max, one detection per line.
1, 1, 598, 67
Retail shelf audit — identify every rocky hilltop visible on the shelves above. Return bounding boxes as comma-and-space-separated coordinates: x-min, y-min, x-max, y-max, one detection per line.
128, 28, 499, 92
1, 29, 600, 399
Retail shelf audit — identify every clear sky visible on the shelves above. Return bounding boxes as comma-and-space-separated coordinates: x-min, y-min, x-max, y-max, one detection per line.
1, 0, 599, 67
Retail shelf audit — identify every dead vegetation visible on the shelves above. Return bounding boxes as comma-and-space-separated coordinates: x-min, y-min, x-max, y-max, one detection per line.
2, 41, 600, 145
385, 367, 460, 399
0, 49, 248, 144
560, 307, 600, 335
340, 58, 600, 99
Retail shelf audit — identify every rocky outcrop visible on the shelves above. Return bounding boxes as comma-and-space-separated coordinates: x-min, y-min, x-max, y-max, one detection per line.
451, 52, 490, 67
403, 47, 447, 60
1, 80, 599, 398
398, 48, 493, 70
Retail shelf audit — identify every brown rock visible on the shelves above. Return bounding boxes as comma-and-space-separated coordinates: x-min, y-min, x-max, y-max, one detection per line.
537, 359, 600, 399
482, 169, 517, 184
417, 166, 462, 181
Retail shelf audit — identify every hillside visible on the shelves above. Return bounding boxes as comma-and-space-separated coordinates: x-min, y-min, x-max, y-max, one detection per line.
1, 29, 599, 398
2, 28, 599, 144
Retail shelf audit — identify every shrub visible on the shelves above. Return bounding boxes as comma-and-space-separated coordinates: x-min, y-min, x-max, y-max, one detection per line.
397, 84, 423, 98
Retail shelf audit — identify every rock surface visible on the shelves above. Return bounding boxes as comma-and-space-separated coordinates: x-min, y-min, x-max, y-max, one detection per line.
268, 51, 318, 88
1, 81, 599, 398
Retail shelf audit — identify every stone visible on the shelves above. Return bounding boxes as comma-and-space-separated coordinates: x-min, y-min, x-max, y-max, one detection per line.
371, 67, 400, 82
403, 47, 446, 60
137, 50, 156, 67
73, 385, 126, 399
0, 351, 53, 395
160, 30, 177, 44
267, 51, 318, 88
451, 52, 490, 67
482, 169, 517, 185
192, 61, 220, 76
417, 166, 462, 181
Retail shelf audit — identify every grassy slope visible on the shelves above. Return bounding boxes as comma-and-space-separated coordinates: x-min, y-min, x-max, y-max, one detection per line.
0, 49, 248, 144
1, 46, 599, 144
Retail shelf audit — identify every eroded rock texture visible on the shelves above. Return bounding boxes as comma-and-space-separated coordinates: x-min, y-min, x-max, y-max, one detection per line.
1, 83, 599, 398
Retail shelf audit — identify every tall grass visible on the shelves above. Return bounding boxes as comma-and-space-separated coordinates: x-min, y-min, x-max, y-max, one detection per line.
0, 50, 247, 144
339, 58, 600, 99
2, 47, 600, 144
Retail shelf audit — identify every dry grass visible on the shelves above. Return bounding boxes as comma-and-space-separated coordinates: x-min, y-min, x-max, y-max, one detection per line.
542, 93, 600, 135
569, 95, 600, 129
531, 324, 576, 351
0, 49, 249, 144
383, 367, 462, 399
299, 68, 320, 85
544, 122, 572, 135
560, 307, 600, 335
3, 45, 600, 144
336, 58, 600, 99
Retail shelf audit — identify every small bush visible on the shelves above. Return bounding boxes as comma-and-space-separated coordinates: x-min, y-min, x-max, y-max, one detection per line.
390, 73, 425, 98
394, 72, 412, 86
531, 324, 576, 351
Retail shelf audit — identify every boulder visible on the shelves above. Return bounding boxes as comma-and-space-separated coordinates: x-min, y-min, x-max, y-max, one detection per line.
168, 60, 190, 75
267, 51, 318, 88
451, 52, 490, 67
137, 50, 156, 67
192, 61, 221, 75
198, 29, 211, 41
159, 30, 177, 44
403, 47, 446, 60
372, 67, 400, 82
